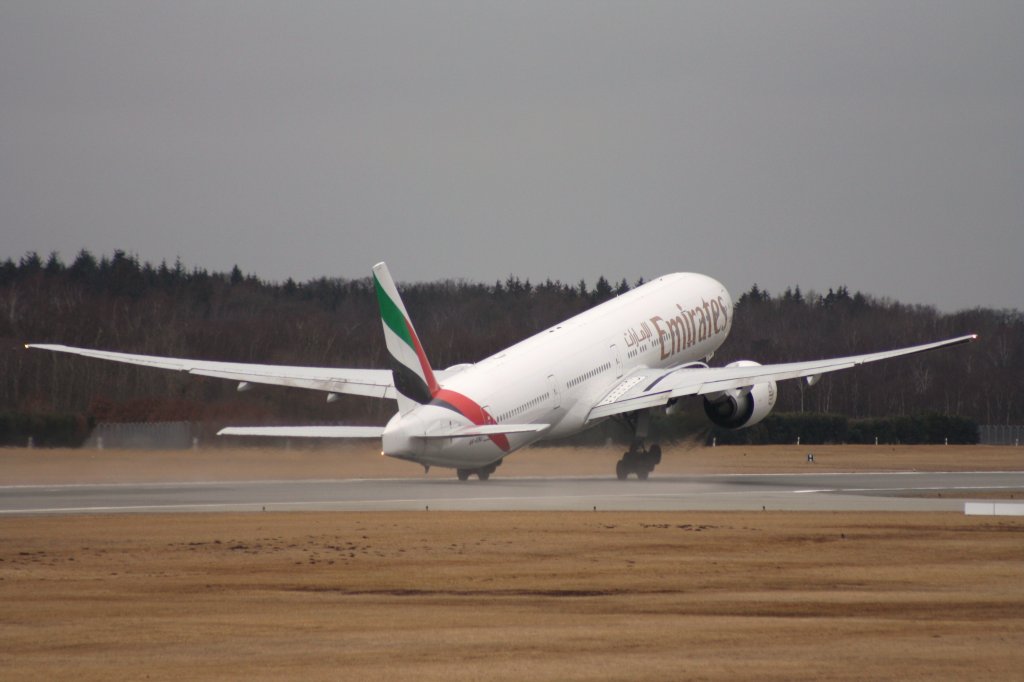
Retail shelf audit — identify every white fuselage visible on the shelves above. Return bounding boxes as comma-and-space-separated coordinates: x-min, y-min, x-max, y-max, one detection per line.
381, 273, 732, 468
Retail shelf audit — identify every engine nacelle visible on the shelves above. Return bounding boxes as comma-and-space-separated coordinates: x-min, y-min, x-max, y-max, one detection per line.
702, 360, 778, 429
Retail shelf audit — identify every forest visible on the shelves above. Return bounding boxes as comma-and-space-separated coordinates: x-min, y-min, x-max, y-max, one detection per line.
1, 250, 1021, 444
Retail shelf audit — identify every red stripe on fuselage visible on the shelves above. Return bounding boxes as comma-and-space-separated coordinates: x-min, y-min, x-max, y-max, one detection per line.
432, 389, 510, 452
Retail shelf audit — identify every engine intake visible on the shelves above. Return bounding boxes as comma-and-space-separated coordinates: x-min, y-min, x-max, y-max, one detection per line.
702, 361, 777, 429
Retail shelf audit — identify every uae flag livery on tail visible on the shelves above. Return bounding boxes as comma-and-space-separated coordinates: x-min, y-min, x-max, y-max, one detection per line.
373, 262, 440, 414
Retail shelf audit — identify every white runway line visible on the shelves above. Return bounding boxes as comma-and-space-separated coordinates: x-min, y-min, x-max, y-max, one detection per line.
964, 502, 1024, 516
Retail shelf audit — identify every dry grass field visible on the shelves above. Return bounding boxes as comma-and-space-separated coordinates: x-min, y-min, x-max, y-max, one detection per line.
2, 511, 1023, 681
2, 444, 1023, 680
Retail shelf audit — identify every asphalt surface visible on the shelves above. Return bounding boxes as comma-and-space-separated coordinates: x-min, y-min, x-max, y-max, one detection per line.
2, 471, 1023, 515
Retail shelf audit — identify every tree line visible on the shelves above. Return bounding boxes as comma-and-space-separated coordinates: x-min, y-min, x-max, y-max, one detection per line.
1, 250, 1021, 438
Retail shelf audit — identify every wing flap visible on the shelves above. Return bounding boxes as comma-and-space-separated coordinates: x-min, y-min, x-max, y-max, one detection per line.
190, 367, 395, 398
588, 389, 674, 420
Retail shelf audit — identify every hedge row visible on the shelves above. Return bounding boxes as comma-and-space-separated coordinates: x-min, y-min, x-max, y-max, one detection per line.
710, 412, 979, 446
541, 411, 979, 448
1, 410, 978, 449
0, 413, 93, 448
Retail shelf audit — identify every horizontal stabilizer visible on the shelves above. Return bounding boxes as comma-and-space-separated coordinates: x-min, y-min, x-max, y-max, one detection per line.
417, 423, 549, 439
217, 426, 384, 438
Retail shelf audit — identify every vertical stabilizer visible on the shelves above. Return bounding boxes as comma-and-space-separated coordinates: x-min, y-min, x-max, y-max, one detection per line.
373, 262, 440, 415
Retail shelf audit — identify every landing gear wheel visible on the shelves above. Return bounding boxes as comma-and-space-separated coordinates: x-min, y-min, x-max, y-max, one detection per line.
456, 469, 471, 481
614, 443, 662, 480
477, 469, 490, 481
612, 410, 666, 480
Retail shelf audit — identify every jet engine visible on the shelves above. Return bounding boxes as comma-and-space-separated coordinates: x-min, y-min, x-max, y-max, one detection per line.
702, 361, 778, 429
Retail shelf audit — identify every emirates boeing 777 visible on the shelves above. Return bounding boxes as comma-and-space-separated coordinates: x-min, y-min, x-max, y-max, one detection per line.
28, 263, 976, 480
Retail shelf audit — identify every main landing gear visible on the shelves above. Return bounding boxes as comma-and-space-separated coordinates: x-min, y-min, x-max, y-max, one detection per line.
615, 410, 662, 480
456, 461, 499, 481
616, 443, 661, 480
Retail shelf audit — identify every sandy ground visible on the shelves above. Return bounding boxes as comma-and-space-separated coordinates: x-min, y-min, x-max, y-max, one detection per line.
2, 443, 1023, 485
2, 445, 1023, 680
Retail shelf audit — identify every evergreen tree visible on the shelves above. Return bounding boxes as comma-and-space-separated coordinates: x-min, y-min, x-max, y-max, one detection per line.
593, 276, 613, 302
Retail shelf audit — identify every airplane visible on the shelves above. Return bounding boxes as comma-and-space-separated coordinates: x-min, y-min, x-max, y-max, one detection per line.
27, 262, 976, 480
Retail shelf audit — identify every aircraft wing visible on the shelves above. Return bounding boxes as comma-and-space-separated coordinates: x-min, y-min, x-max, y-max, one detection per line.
587, 334, 977, 421
26, 343, 398, 399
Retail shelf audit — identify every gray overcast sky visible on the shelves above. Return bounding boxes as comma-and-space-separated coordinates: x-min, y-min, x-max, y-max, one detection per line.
2, 1, 1022, 311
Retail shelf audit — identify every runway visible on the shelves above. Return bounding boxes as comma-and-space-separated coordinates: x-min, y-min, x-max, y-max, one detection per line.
2, 471, 1022, 515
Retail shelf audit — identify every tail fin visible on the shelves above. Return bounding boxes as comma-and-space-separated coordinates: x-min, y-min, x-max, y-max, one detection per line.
373, 262, 440, 415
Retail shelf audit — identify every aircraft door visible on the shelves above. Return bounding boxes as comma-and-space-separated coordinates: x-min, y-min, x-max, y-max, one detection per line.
547, 374, 561, 409
611, 344, 623, 378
